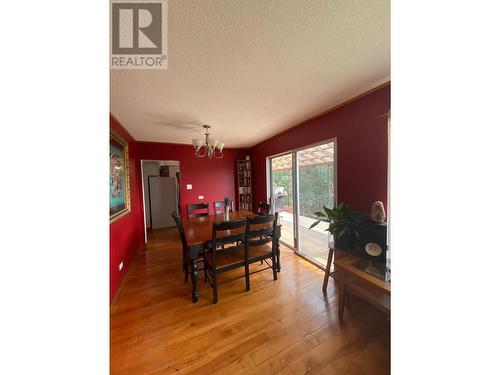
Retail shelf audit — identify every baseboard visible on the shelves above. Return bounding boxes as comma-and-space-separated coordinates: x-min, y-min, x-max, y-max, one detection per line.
110, 243, 145, 305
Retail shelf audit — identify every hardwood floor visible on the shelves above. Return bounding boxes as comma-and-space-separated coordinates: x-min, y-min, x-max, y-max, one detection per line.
111, 227, 390, 374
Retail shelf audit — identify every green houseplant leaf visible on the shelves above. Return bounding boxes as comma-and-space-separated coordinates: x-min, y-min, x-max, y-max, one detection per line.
308, 220, 322, 230
308, 202, 366, 250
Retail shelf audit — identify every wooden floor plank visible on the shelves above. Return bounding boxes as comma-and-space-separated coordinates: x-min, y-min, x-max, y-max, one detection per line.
110, 227, 389, 374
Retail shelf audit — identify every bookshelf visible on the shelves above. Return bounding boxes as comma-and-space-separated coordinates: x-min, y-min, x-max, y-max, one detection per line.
237, 158, 252, 211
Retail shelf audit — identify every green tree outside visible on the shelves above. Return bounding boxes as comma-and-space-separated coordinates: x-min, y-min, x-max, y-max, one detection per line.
272, 164, 334, 219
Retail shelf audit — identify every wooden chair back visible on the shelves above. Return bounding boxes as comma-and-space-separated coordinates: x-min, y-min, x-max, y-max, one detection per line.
245, 213, 278, 249
213, 200, 234, 213
210, 218, 247, 265
213, 201, 225, 213
244, 213, 279, 283
172, 212, 188, 251
186, 203, 209, 218
257, 201, 271, 215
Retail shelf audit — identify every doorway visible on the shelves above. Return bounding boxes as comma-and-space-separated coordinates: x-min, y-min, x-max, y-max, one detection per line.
141, 160, 181, 243
268, 139, 336, 267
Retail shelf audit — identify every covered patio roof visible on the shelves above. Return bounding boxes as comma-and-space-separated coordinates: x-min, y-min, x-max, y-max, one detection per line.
271, 142, 335, 171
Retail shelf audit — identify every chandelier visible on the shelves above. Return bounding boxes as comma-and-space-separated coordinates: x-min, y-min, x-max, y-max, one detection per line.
192, 125, 225, 159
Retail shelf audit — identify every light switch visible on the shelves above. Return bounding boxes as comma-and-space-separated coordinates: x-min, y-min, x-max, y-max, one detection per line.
186, 184, 192, 190
198, 195, 204, 200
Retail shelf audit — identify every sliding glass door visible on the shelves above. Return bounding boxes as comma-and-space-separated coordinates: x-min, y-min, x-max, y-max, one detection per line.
297, 142, 335, 265
270, 153, 294, 247
268, 140, 336, 267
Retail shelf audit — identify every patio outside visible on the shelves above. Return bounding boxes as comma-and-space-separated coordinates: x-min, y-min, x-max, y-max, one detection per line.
271, 142, 335, 266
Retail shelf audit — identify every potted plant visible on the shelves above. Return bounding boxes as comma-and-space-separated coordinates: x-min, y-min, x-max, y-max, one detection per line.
309, 202, 366, 251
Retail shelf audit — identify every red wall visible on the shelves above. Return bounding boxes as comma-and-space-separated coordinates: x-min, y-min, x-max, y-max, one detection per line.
110, 116, 247, 302
249, 84, 390, 213
110, 84, 388, 301
110, 115, 145, 302
136, 142, 247, 215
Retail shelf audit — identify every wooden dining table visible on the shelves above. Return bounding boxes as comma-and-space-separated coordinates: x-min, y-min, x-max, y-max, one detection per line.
181, 210, 282, 302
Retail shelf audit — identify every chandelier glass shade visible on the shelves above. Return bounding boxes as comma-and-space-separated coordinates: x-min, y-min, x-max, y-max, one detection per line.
192, 125, 225, 159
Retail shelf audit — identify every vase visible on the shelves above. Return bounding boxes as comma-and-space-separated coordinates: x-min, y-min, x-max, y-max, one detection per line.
370, 201, 386, 223
223, 206, 230, 221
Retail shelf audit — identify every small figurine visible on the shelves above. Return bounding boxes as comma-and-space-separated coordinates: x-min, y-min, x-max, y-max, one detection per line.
370, 201, 386, 223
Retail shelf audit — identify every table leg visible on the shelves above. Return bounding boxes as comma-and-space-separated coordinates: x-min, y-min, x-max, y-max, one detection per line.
322, 247, 334, 293
275, 226, 281, 272
189, 245, 202, 303
190, 258, 198, 303
276, 241, 281, 272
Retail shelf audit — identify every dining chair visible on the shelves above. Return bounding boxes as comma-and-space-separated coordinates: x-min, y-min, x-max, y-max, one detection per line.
256, 201, 271, 215
213, 200, 234, 214
172, 211, 204, 282
213, 200, 225, 213
204, 217, 247, 303
244, 213, 279, 289
186, 203, 209, 218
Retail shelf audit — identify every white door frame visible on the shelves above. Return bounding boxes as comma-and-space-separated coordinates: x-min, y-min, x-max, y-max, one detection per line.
265, 138, 337, 265
140, 159, 180, 244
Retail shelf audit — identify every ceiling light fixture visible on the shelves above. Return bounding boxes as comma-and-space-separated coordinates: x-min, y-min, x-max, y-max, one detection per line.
192, 125, 225, 159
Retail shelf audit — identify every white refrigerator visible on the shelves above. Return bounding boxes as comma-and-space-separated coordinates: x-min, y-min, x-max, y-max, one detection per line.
148, 176, 179, 229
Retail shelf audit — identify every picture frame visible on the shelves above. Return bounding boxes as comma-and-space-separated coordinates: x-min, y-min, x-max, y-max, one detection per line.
110, 131, 131, 222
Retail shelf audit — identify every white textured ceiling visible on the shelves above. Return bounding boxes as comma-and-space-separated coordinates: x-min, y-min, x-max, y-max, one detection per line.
111, 0, 390, 148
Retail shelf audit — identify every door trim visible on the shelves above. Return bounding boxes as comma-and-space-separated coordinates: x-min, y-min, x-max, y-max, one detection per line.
266, 138, 337, 268
140, 159, 180, 244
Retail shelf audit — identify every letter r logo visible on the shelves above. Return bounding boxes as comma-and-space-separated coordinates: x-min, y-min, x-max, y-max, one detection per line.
112, 3, 162, 54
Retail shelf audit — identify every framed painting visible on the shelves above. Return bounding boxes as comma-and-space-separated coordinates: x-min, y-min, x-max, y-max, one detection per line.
110, 131, 131, 222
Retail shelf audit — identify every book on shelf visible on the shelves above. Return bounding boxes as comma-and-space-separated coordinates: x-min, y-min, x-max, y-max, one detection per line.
237, 158, 252, 211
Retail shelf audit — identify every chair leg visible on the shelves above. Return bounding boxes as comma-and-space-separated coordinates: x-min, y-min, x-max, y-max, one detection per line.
184, 257, 188, 282
245, 262, 250, 291
184, 246, 189, 271
204, 260, 207, 282
213, 272, 218, 304
271, 255, 277, 281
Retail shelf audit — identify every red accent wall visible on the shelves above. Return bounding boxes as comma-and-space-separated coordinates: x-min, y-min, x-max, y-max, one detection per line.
110, 84, 388, 301
136, 142, 247, 215
110, 115, 145, 302
110, 116, 247, 302
249, 84, 390, 213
